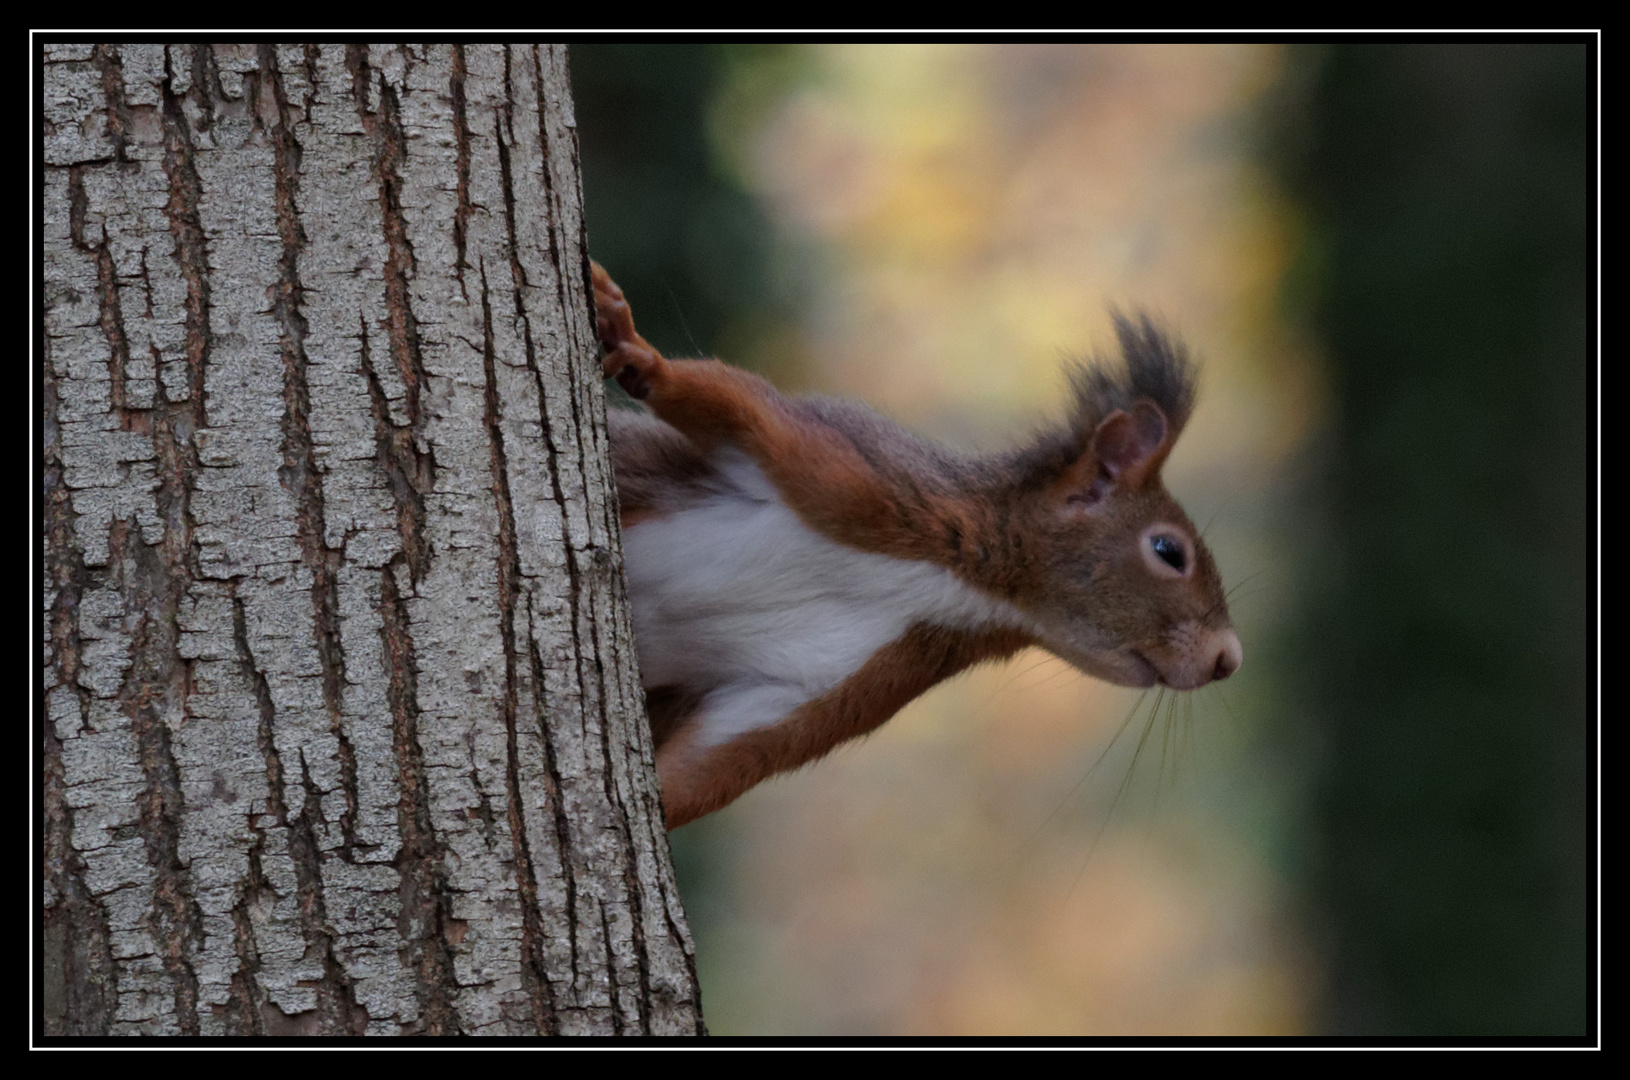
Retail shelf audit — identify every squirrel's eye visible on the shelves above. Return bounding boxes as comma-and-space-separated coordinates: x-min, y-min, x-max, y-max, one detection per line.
1151, 534, 1185, 572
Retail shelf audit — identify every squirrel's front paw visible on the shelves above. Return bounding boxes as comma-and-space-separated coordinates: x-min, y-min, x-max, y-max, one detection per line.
591, 261, 659, 398
592, 262, 637, 352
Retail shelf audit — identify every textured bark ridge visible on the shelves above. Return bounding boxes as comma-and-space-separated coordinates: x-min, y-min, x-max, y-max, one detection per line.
42, 43, 702, 1036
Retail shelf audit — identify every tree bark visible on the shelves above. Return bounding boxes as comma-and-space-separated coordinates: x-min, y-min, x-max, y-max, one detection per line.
41, 42, 702, 1037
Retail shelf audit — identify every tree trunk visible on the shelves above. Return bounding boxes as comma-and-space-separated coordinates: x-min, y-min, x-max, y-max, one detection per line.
42, 42, 702, 1037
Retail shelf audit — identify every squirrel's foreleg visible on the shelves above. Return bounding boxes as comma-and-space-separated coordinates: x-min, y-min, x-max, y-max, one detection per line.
593, 263, 946, 562
594, 261, 786, 451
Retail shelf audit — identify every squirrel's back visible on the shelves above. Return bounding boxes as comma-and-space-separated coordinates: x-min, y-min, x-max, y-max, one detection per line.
608, 397, 974, 525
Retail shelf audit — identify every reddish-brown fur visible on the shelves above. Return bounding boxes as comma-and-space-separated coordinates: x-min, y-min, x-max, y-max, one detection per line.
600, 286, 969, 566
653, 624, 1032, 826
594, 264, 1238, 829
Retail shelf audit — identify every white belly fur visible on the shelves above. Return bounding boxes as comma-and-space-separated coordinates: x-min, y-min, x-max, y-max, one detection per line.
621, 451, 1022, 747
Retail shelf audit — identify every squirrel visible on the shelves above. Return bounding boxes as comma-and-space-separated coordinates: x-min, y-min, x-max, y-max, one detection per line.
592, 263, 1241, 830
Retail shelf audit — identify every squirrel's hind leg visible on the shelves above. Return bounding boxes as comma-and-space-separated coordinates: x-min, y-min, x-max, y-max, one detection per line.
654, 723, 766, 830
652, 683, 815, 829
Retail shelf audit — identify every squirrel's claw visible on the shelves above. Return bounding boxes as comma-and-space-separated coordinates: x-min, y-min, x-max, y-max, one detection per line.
592, 264, 634, 350
591, 262, 658, 397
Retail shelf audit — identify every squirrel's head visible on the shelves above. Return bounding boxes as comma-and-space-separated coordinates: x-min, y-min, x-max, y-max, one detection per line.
998, 314, 1240, 691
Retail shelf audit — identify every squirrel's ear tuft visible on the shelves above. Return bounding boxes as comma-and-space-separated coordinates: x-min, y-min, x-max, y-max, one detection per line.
1011, 312, 1197, 499
1113, 313, 1195, 437
1067, 312, 1196, 444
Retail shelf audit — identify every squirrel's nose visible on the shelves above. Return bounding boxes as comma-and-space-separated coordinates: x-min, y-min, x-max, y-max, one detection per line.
1210, 629, 1242, 682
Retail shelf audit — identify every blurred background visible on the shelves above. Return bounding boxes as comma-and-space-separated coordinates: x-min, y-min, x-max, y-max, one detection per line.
570, 42, 1591, 1037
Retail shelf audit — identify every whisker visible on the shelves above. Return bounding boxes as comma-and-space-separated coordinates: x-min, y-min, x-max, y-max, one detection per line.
984, 653, 1062, 704
1215, 685, 1244, 736
1006, 689, 1150, 889
1217, 574, 1268, 614
1196, 486, 1250, 544
1159, 688, 1176, 798
662, 276, 705, 359
1187, 696, 1197, 781
1068, 688, 1165, 898
1172, 693, 1186, 789
1165, 692, 1183, 793
1199, 573, 1266, 625
1180, 695, 1195, 786
1023, 663, 1082, 696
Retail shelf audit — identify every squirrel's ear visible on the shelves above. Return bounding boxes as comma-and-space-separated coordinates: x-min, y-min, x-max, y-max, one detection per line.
1091, 401, 1170, 490
1056, 400, 1172, 506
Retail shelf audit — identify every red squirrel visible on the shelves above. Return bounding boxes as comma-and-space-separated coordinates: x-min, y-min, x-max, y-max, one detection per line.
593, 263, 1241, 830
